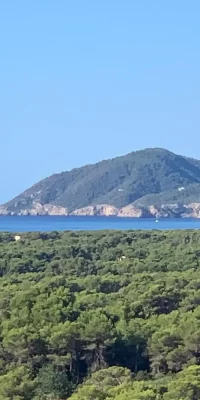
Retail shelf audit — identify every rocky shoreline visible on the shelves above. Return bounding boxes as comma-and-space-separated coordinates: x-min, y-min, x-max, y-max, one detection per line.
1, 202, 200, 218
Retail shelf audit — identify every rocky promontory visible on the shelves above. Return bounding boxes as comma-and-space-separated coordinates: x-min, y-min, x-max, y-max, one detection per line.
3, 148, 200, 218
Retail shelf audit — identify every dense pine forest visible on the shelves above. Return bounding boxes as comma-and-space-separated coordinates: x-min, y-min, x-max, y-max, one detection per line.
1, 230, 200, 399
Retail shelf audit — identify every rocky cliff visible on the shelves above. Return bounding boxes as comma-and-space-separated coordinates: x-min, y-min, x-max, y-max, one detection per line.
0, 203, 68, 216
1, 202, 200, 218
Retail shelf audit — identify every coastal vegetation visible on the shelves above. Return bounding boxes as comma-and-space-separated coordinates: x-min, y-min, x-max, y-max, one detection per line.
1, 230, 200, 398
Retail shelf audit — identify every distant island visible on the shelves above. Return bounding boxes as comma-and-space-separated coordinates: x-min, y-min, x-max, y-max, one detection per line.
2, 147, 200, 218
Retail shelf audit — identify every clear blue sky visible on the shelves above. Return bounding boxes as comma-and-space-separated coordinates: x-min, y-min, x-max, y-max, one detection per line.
0, 1, 200, 203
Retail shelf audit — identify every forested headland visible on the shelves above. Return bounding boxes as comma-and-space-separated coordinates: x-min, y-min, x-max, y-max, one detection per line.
1, 230, 200, 399
3, 148, 200, 217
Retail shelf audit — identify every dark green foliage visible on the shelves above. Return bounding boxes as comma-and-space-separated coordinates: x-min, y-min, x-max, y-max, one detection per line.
5, 147, 200, 212
35, 364, 73, 399
2, 230, 200, 398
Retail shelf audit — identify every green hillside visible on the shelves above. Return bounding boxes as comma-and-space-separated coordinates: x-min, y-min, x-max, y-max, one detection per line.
4, 148, 200, 213
133, 183, 200, 207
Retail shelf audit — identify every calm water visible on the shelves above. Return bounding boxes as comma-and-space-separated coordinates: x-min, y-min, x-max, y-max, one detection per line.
0, 216, 200, 232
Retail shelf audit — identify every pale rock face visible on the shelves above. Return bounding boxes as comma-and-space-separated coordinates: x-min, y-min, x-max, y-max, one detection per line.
183, 203, 200, 218
99, 205, 118, 216
71, 204, 118, 216
70, 206, 95, 216
118, 205, 144, 218
4, 203, 69, 216
148, 206, 158, 217
0, 206, 8, 215
1, 202, 200, 218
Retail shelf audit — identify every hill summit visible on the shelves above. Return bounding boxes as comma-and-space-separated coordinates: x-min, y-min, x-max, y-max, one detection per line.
2, 148, 200, 217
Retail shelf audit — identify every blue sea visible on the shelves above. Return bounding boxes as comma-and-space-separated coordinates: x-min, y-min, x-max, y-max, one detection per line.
0, 216, 200, 232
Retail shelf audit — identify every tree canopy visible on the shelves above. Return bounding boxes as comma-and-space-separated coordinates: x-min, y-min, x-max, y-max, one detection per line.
0, 230, 200, 398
